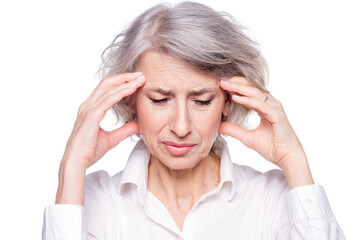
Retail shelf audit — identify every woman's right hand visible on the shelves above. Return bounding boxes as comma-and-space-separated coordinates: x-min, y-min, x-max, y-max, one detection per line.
56, 72, 146, 205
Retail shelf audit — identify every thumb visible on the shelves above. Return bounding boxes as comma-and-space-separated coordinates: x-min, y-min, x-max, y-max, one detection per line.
108, 121, 140, 149
219, 122, 252, 148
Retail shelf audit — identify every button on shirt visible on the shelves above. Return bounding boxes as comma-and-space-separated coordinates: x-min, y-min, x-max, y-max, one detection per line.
42, 141, 346, 239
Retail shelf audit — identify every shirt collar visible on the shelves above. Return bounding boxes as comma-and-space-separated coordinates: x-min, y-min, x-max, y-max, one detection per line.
217, 142, 236, 201
117, 140, 150, 193
117, 140, 236, 202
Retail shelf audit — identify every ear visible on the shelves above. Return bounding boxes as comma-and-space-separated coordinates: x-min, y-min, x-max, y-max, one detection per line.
125, 95, 135, 109
222, 92, 231, 117
125, 95, 138, 118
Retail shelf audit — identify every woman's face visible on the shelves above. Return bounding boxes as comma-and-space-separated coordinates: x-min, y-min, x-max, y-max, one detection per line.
135, 50, 229, 170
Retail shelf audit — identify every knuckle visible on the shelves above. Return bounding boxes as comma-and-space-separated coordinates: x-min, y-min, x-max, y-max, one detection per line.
77, 101, 91, 117
98, 76, 115, 89
273, 110, 286, 122
77, 104, 85, 117
101, 75, 112, 84
276, 101, 284, 111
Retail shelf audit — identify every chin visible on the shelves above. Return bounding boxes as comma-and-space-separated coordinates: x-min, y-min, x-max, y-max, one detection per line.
161, 155, 202, 170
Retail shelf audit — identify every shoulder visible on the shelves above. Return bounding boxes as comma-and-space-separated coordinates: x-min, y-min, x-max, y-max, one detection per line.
233, 163, 289, 196
85, 170, 111, 191
233, 163, 286, 182
84, 170, 122, 200
83, 171, 120, 238
83, 170, 124, 218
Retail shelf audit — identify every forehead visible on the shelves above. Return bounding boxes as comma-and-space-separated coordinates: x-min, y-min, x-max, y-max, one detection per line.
138, 50, 219, 90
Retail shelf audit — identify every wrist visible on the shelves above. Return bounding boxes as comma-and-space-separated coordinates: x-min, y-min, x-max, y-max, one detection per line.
280, 156, 315, 190
56, 160, 87, 205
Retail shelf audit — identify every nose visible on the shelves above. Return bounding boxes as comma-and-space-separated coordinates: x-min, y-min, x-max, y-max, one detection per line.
169, 101, 191, 138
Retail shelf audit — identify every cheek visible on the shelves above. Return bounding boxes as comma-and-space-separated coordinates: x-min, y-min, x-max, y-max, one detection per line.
194, 105, 223, 141
138, 102, 164, 122
136, 98, 166, 139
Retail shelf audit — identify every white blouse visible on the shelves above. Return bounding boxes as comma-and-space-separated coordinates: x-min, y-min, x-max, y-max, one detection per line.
42, 141, 346, 239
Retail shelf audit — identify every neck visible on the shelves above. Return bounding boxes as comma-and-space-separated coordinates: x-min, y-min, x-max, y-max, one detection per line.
147, 152, 221, 210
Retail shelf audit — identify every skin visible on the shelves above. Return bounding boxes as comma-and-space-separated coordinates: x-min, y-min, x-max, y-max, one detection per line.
218, 78, 314, 189
135, 51, 230, 229
55, 50, 314, 232
56, 72, 145, 205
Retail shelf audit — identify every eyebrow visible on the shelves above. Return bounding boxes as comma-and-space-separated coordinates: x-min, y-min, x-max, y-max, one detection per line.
147, 87, 216, 96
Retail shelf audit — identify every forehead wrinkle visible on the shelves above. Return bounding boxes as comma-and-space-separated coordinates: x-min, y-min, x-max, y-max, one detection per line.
140, 51, 201, 82
139, 51, 220, 93
140, 51, 189, 77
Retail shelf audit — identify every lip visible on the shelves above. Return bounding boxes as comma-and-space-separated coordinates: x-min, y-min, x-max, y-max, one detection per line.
162, 141, 196, 156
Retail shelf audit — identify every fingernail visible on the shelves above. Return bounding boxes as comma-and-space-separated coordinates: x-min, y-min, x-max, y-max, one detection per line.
133, 71, 142, 75
232, 95, 243, 101
127, 84, 136, 89
220, 79, 231, 85
135, 75, 145, 81
220, 77, 231, 82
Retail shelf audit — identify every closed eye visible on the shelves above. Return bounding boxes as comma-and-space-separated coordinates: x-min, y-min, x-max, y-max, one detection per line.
150, 98, 168, 104
149, 98, 213, 106
195, 99, 212, 105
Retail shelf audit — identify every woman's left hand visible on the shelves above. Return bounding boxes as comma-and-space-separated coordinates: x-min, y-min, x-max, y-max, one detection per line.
218, 76, 307, 170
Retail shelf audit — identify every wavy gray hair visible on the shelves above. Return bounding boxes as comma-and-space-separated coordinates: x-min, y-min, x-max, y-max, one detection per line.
98, 1, 269, 151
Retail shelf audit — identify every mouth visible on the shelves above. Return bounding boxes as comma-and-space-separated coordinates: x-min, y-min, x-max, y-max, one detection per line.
162, 141, 196, 156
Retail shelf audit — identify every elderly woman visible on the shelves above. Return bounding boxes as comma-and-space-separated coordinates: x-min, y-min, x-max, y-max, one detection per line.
42, 1, 345, 239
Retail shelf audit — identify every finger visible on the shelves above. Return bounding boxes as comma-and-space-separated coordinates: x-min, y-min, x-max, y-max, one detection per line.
89, 75, 146, 110
108, 75, 146, 94
221, 76, 254, 87
96, 72, 144, 96
219, 122, 252, 148
102, 72, 143, 85
95, 81, 145, 122
231, 94, 285, 124
74, 75, 145, 136
219, 78, 265, 101
81, 72, 143, 110
82, 83, 143, 127
92, 72, 143, 99
108, 121, 140, 149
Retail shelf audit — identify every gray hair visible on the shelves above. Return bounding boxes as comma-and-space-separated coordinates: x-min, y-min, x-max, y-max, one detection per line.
98, 1, 269, 151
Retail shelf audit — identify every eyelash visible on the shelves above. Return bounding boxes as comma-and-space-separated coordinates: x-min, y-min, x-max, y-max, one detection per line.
150, 98, 212, 106
150, 98, 167, 104
196, 99, 212, 105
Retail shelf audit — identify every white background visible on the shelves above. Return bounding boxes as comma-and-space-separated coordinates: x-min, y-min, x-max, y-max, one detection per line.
0, 0, 359, 239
